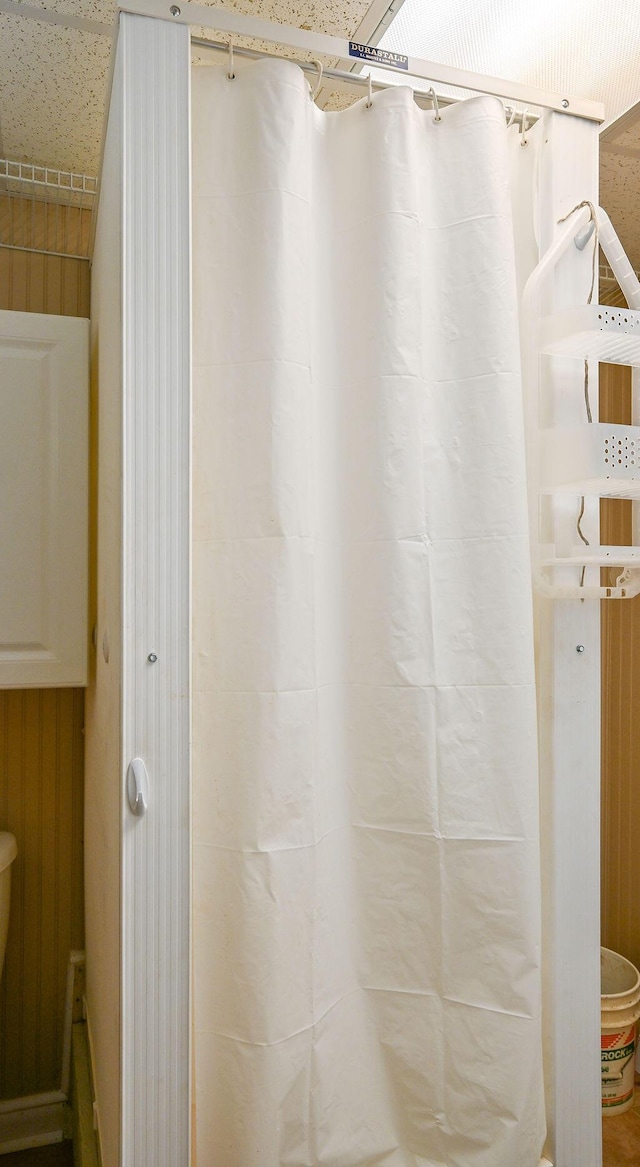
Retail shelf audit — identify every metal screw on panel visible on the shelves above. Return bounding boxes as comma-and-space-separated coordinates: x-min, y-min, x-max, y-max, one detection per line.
562, 99, 570, 108
148, 653, 158, 664
576, 645, 585, 653
169, 4, 181, 15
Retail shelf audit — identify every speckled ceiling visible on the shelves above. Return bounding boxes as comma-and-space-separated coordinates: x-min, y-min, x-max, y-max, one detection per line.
0, 0, 382, 176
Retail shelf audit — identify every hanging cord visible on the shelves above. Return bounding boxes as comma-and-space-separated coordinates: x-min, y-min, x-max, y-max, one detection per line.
558, 200, 599, 309
557, 201, 599, 587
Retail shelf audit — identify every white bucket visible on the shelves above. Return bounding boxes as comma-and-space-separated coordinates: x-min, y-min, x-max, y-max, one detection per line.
601, 947, 640, 1116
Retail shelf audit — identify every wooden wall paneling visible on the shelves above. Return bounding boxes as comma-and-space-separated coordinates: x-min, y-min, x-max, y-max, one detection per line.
0, 249, 89, 317
0, 690, 84, 1099
0, 198, 92, 258
0, 199, 90, 318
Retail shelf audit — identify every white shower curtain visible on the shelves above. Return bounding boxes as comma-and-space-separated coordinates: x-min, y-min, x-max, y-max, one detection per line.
192, 60, 544, 1167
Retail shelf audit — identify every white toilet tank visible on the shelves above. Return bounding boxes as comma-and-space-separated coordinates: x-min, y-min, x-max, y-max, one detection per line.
0, 832, 17, 976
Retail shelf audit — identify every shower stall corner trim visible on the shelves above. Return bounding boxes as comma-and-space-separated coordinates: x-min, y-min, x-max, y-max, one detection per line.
118, 11, 191, 1167
535, 109, 601, 1167
107, 9, 602, 1167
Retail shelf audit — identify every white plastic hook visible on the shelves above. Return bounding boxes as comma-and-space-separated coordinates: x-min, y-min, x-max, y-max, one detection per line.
366, 73, 373, 109
127, 757, 149, 818
309, 58, 323, 102
506, 105, 517, 127
574, 219, 596, 251
428, 87, 441, 123
520, 108, 530, 146
227, 41, 235, 80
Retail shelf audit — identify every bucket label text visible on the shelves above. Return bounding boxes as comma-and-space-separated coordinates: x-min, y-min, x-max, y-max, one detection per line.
601, 1039, 636, 1063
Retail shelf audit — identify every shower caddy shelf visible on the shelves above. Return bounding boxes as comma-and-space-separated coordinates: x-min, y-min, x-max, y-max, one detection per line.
524, 207, 640, 598
539, 304, 640, 364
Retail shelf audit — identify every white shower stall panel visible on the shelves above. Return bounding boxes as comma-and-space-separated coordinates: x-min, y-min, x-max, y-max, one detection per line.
85, 3, 602, 1164
86, 11, 191, 1167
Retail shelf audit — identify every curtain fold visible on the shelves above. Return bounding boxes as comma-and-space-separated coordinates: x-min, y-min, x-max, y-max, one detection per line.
192, 60, 545, 1167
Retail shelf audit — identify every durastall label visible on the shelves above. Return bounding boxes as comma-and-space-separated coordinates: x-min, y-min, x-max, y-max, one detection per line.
348, 42, 409, 70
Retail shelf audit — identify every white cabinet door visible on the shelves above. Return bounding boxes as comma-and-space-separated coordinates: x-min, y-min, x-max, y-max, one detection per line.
0, 309, 89, 687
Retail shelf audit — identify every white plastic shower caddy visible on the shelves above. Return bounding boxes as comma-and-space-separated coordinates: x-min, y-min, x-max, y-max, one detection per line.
523, 206, 640, 598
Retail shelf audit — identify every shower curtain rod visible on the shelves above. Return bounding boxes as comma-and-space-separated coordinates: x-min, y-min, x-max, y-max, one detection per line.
190, 35, 527, 122
119, 0, 605, 123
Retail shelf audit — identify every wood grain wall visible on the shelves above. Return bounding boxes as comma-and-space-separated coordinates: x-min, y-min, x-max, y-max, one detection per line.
599, 361, 640, 972
0, 203, 88, 1100
0, 246, 90, 316
0, 691, 85, 1098
0, 199, 90, 317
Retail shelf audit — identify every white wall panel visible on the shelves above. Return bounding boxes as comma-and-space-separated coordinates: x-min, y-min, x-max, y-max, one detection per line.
87, 12, 191, 1165
119, 13, 191, 1167
535, 111, 602, 1167
85, 31, 123, 1167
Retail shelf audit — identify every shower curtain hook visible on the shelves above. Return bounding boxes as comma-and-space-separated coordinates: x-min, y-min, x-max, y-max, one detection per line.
366, 73, 373, 108
227, 41, 235, 80
506, 105, 517, 127
309, 59, 324, 102
428, 87, 442, 123
520, 108, 530, 146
